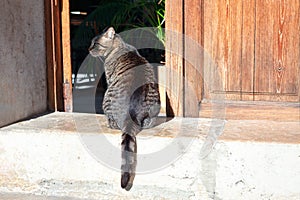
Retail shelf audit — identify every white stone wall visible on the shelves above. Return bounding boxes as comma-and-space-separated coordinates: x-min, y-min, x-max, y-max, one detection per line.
0, 0, 47, 127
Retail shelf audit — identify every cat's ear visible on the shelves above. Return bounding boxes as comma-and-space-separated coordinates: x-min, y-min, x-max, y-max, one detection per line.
105, 27, 115, 39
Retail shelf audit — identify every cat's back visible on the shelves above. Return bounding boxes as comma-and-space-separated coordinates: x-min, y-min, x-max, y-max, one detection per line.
105, 49, 156, 86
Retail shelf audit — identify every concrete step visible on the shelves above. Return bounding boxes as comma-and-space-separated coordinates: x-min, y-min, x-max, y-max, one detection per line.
0, 112, 299, 200
0, 193, 82, 200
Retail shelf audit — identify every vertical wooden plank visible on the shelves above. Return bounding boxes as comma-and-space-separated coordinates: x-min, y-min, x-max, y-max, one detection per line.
61, 0, 73, 112
203, 0, 224, 99
45, 0, 56, 111
226, 0, 243, 96
211, 0, 227, 96
255, 0, 279, 100
184, 0, 203, 117
202, 0, 213, 100
203, 0, 244, 100
53, 0, 64, 111
298, 0, 300, 103
45, 0, 71, 112
45, 0, 63, 111
165, 0, 184, 117
255, 0, 299, 101
279, 0, 299, 98
241, 0, 255, 101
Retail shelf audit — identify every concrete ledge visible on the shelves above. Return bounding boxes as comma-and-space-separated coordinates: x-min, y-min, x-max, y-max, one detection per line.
0, 112, 299, 199
0, 193, 81, 200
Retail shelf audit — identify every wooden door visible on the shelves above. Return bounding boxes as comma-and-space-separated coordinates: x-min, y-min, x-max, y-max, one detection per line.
203, 0, 300, 102
166, 0, 300, 117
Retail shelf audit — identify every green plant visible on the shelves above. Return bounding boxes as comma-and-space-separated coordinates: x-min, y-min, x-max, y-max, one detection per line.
72, 0, 165, 50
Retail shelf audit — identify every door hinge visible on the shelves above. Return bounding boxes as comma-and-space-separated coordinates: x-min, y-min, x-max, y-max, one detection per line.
63, 81, 73, 112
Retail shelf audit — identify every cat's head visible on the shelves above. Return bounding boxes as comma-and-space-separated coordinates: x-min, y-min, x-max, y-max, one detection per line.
89, 27, 116, 58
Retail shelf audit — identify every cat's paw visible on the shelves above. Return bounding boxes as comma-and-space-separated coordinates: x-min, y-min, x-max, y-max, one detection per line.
108, 118, 119, 129
142, 117, 155, 129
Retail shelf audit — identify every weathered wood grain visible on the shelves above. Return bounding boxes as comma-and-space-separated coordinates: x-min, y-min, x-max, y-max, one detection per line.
203, 0, 299, 102
61, 0, 73, 112
165, 0, 184, 116
165, 0, 299, 117
241, 0, 255, 100
53, 0, 64, 111
45, 0, 56, 111
45, 0, 64, 111
184, 0, 203, 117
45, 0, 73, 112
255, 0, 299, 102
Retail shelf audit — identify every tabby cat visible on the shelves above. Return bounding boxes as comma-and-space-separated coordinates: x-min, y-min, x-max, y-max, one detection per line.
89, 27, 161, 190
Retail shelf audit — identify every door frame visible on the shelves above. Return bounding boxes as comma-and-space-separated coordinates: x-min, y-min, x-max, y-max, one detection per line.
45, 0, 198, 116
45, 0, 73, 112
165, 0, 204, 117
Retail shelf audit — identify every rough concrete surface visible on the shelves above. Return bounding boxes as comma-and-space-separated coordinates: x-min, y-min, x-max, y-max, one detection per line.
0, 193, 82, 200
0, 0, 47, 127
0, 112, 299, 200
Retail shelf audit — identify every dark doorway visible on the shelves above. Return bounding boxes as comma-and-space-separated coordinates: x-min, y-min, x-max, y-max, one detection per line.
70, 0, 106, 114
70, 0, 166, 114
70, 0, 100, 81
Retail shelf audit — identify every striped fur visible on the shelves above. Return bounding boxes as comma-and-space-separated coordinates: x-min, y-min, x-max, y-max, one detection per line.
89, 27, 160, 190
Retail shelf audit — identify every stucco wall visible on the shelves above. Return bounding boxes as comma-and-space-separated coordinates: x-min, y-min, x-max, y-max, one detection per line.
0, 0, 47, 127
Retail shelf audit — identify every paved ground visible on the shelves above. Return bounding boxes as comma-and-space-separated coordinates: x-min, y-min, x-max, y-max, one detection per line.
0, 193, 81, 200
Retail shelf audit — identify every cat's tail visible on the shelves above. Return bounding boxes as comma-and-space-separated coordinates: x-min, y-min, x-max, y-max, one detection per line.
121, 132, 137, 190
